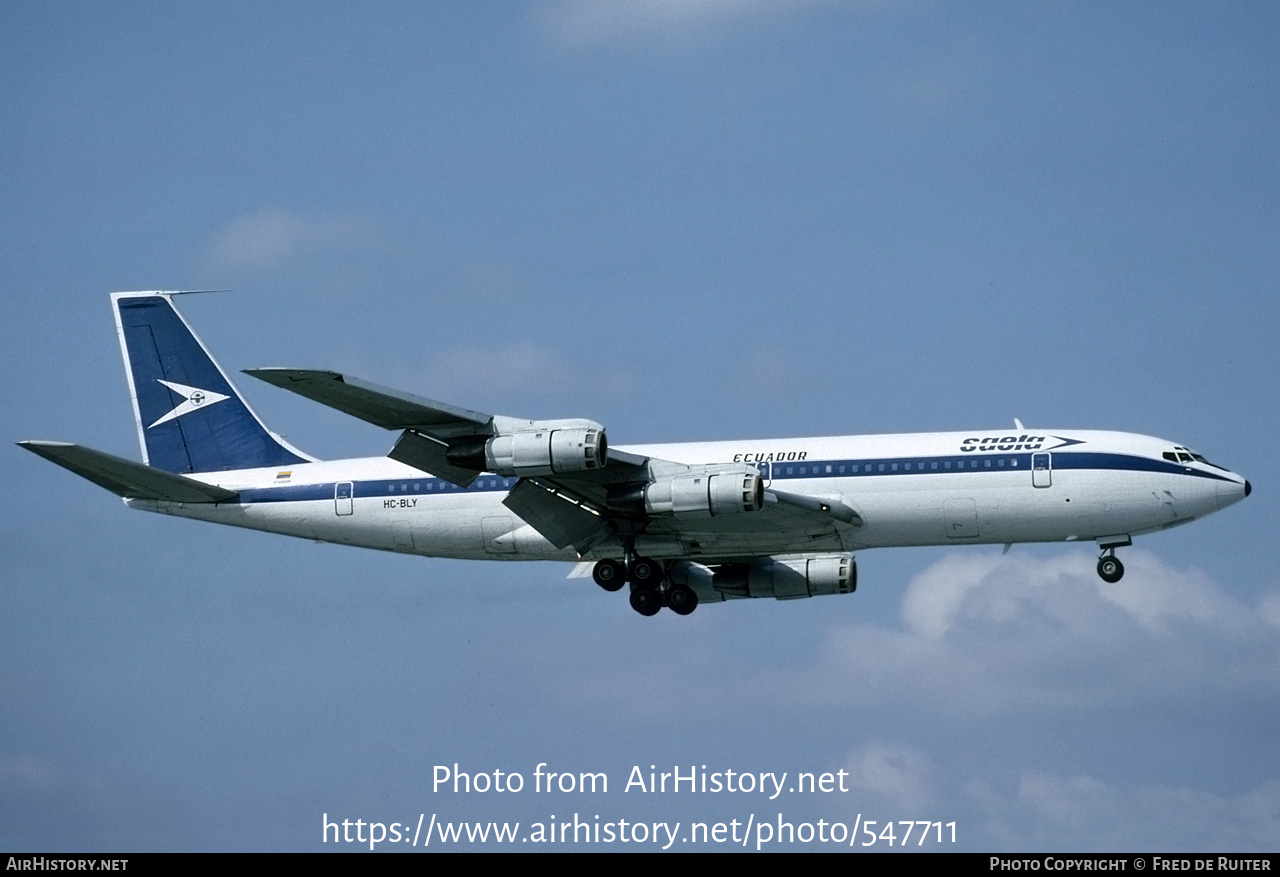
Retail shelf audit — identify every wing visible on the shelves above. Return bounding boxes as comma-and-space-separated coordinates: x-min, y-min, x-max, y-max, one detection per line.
245, 368, 859, 555
514, 463, 861, 556
247, 367, 649, 487
243, 369, 492, 436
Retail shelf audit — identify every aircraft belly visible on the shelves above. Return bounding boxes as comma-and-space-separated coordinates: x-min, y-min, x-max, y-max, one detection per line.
165, 499, 326, 542
838, 481, 999, 547
631, 530, 844, 561
1087, 470, 1205, 535
843, 474, 1098, 547
406, 509, 487, 559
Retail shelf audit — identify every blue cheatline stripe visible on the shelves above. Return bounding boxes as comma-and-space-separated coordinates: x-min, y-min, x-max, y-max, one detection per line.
226, 452, 1235, 506
762, 451, 1233, 483
239, 474, 522, 503
1052, 452, 1234, 479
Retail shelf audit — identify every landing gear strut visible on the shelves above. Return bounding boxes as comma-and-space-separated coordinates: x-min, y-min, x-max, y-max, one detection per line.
1097, 549, 1125, 584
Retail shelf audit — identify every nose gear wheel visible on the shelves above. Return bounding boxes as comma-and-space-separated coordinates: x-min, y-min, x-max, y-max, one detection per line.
1097, 550, 1125, 584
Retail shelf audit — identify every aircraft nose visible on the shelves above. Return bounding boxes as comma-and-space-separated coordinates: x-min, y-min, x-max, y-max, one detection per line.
1216, 477, 1250, 510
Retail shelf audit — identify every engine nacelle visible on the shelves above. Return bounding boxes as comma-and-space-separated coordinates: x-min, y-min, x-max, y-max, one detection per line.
636, 469, 764, 517
447, 422, 607, 477
713, 554, 857, 600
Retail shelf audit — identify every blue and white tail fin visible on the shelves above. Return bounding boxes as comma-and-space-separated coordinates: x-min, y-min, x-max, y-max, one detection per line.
112, 291, 315, 473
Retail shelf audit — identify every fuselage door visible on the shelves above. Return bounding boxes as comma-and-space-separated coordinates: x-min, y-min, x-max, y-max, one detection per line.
335, 481, 354, 515
944, 498, 979, 539
482, 515, 516, 555
755, 461, 772, 486
1032, 453, 1052, 488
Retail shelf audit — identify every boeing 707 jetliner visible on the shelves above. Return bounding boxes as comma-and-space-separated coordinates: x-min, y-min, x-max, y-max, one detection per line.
20, 292, 1252, 616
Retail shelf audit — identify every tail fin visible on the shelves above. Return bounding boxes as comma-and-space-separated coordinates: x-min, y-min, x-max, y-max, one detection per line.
112, 291, 314, 473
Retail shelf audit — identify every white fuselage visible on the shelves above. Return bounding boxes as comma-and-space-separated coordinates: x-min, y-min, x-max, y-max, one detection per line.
127, 429, 1249, 564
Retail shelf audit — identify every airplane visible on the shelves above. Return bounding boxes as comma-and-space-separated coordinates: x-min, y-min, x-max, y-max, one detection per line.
19, 291, 1252, 617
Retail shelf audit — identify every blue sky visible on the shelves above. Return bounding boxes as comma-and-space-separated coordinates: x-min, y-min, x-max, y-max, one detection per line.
3, 1, 1278, 852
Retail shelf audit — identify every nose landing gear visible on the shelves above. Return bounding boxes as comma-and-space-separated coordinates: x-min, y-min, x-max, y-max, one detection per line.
1095, 535, 1131, 584
1097, 550, 1125, 584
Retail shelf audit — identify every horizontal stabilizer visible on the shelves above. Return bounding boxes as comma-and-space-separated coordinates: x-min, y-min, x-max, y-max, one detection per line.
18, 441, 239, 503
244, 368, 491, 438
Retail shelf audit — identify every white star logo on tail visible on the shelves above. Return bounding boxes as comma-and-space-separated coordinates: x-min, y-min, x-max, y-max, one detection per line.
148, 380, 230, 428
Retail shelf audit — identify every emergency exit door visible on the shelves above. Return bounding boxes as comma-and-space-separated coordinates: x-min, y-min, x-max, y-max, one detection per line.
335, 481, 353, 515
1032, 454, 1052, 488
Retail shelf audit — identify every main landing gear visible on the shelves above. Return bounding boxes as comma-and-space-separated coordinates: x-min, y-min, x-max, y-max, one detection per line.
591, 558, 626, 591
592, 553, 698, 617
1097, 549, 1125, 584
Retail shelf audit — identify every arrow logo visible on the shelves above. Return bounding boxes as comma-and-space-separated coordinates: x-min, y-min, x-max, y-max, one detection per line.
149, 380, 230, 428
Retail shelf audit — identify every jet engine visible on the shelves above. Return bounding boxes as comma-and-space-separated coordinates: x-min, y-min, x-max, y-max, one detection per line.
612, 467, 764, 517
713, 554, 857, 599
446, 422, 607, 477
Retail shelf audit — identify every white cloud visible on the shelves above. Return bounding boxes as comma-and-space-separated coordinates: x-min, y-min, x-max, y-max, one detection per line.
1016, 772, 1118, 835
1256, 590, 1280, 632
204, 208, 379, 273
0, 754, 61, 793
425, 342, 588, 403
900, 552, 1005, 640
831, 742, 1280, 850
566, 549, 1280, 723
381, 341, 637, 420
881, 37, 983, 115
842, 742, 935, 812
739, 549, 1280, 718
838, 755, 1280, 850
902, 549, 1256, 640
1004, 772, 1280, 851
549, 549, 1280, 848
1096, 553, 1255, 636
530, 0, 824, 50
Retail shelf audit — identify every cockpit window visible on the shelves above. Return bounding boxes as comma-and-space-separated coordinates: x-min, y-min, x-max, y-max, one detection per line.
1167, 446, 1230, 471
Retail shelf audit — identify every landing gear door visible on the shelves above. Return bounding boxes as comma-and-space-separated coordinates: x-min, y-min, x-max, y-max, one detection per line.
944, 498, 979, 539
335, 481, 354, 515
1032, 453, 1052, 488
755, 461, 772, 486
